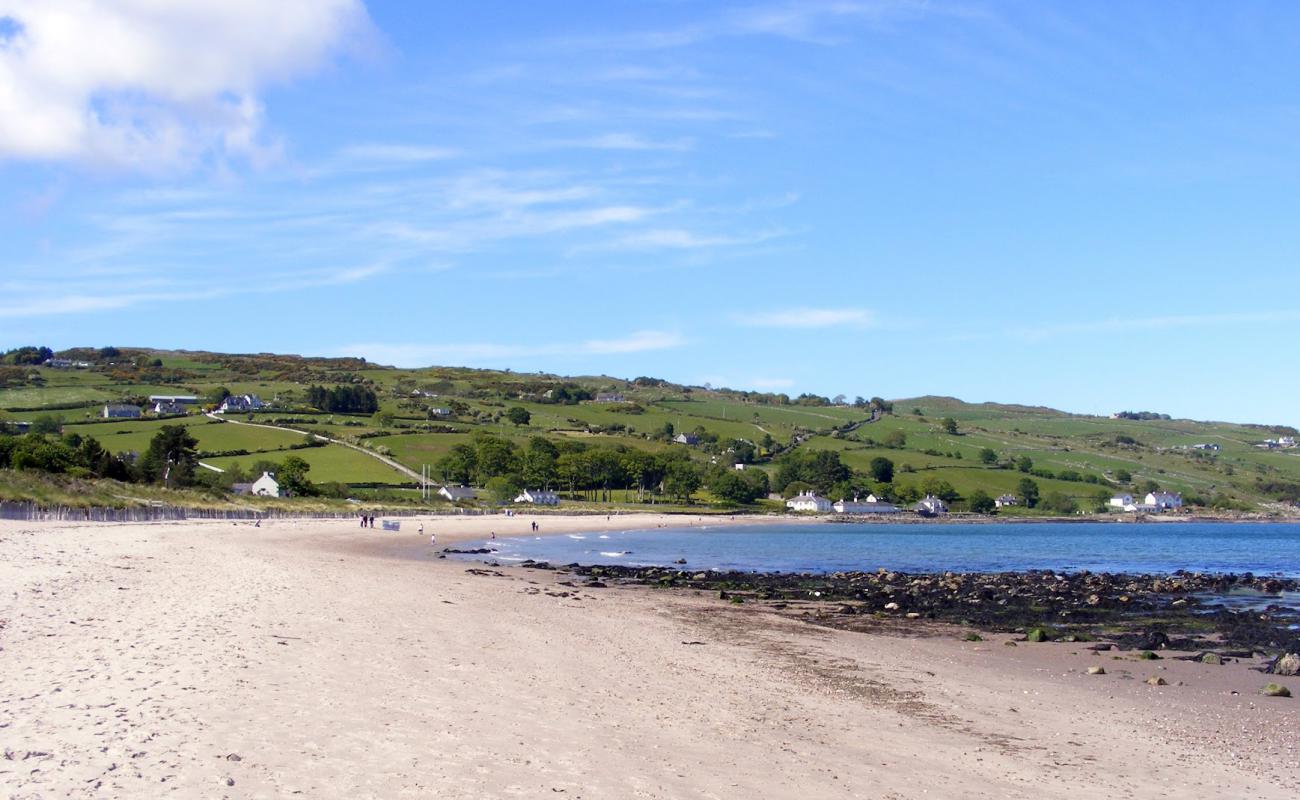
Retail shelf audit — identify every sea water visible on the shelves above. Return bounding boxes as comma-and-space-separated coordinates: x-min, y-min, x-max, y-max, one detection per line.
451, 522, 1300, 577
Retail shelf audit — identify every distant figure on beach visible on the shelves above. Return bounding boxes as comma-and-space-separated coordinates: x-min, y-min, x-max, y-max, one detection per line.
429, 531, 437, 546
360, 514, 366, 528
368, 515, 375, 528
418, 522, 424, 536
254, 518, 260, 528
490, 530, 496, 539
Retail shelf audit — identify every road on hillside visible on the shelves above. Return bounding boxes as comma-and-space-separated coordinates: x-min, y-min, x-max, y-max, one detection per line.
204, 412, 424, 483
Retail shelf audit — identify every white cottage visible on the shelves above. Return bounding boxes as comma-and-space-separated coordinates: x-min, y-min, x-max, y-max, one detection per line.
438, 485, 478, 502
514, 489, 560, 506
1144, 491, 1183, 510
1109, 493, 1135, 510
250, 471, 280, 497
786, 492, 832, 513
914, 495, 949, 515
995, 494, 1019, 508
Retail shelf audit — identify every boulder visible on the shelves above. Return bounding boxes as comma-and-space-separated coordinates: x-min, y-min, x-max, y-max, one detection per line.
1087, 666, 1106, 675
1145, 676, 1167, 686
1260, 683, 1292, 698
1025, 628, 1050, 643
1199, 652, 1223, 666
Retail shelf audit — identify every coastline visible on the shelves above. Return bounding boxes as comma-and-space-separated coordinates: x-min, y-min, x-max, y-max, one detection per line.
2, 516, 1297, 797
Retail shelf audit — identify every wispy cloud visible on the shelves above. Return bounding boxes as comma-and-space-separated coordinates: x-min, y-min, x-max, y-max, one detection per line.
336, 143, 459, 163
1007, 310, 1300, 341
552, 133, 695, 151
735, 307, 877, 329
581, 227, 789, 252
342, 330, 686, 367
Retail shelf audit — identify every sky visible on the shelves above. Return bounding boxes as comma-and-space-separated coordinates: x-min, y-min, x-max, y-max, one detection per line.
2, 1, 1299, 425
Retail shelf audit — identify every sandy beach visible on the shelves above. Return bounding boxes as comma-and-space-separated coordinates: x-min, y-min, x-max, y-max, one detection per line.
1, 514, 1296, 798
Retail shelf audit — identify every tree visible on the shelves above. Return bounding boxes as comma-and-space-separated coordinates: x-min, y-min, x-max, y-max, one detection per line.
968, 489, 996, 514
473, 433, 520, 483
869, 456, 895, 483
1041, 491, 1078, 514
139, 425, 199, 487
506, 406, 531, 427
31, 415, 63, 435
1017, 477, 1040, 509
1114, 468, 1132, 483
709, 470, 764, 505
485, 474, 523, 504
662, 460, 702, 503
522, 437, 558, 489
978, 448, 997, 465
1016, 456, 1034, 473
941, 417, 959, 435
435, 443, 477, 485
883, 430, 907, 448
277, 455, 315, 497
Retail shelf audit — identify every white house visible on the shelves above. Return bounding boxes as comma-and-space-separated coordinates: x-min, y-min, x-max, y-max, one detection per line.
1145, 491, 1183, 510
786, 491, 832, 513
914, 495, 949, 515
153, 401, 188, 415
833, 495, 900, 514
514, 489, 560, 506
250, 471, 280, 497
995, 494, 1019, 508
594, 392, 626, 403
1281, 436, 1297, 448
102, 404, 141, 419
439, 485, 478, 502
1109, 493, 1135, 509
673, 433, 700, 445
220, 394, 264, 413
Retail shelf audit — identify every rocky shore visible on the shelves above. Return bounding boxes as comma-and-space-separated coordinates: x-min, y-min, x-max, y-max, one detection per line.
517, 560, 1300, 662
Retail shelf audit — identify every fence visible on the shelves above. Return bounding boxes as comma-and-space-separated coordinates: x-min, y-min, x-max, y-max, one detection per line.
0, 501, 493, 523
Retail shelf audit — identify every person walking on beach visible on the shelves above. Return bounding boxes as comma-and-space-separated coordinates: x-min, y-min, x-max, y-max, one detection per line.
360, 513, 366, 528
418, 522, 424, 536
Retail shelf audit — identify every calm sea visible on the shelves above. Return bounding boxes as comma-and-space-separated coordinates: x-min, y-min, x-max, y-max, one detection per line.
452, 522, 1300, 577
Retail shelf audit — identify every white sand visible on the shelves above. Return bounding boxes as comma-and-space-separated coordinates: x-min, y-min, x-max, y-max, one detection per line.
1, 516, 1296, 798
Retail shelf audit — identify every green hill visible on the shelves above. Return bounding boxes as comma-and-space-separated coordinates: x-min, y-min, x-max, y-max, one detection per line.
2, 347, 1298, 513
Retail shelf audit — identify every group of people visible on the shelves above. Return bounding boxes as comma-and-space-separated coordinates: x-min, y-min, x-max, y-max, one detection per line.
359, 514, 376, 528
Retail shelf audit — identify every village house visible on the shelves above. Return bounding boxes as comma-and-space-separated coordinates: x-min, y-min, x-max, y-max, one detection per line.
914, 495, 949, 516
673, 433, 701, 446
438, 485, 478, 502
594, 392, 626, 403
833, 495, 900, 514
1145, 490, 1183, 510
786, 491, 832, 513
102, 404, 141, 419
234, 471, 280, 497
995, 494, 1019, 508
1190, 443, 1221, 451
219, 394, 264, 413
43, 358, 73, 368
1109, 493, 1136, 510
152, 401, 188, 416
514, 489, 560, 506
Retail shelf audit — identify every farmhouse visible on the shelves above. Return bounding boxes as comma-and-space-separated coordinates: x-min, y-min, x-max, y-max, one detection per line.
914, 495, 949, 516
43, 358, 73, 368
102, 404, 141, 419
220, 394, 264, 413
995, 494, 1019, 508
234, 472, 280, 497
594, 392, 626, 403
786, 491, 832, 513
1145, 490, 1183, 510
514, 489, 560, 506
439, 485, 478, 502
153, 401, 188, 415
1108, 493, 1135, 510
673, 433, 700, 446
833, 495, 900, 514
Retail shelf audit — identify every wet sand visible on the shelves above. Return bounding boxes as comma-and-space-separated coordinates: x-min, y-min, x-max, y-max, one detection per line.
1, 516, 1296, 798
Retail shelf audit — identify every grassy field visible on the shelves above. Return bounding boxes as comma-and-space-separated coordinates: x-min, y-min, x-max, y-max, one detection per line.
4, 349, 1299, 510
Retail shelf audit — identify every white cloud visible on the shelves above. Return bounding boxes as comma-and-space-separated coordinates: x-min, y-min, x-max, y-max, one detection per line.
554, 133, 695, 151
736, 307, 876, 329
0, 0, 373, 168
336, 143, 458, 163
343, 330, 686, 367
584, 227, 787, 252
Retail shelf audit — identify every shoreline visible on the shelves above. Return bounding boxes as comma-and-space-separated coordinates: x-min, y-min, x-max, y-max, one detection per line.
2, 517, 1297, 797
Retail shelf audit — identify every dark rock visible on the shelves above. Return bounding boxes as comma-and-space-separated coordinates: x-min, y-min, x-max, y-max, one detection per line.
1268, 653, 1299, 676
1260, 683, 1292, 697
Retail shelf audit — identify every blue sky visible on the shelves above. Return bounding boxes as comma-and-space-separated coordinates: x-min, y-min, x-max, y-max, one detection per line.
2, 1, 1299, 425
